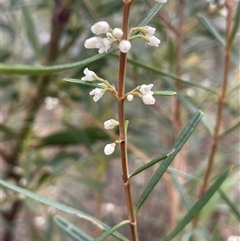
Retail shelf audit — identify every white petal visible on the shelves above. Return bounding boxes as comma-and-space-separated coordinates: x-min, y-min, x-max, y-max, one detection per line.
146, 36, 161, 47
96, 37, 112, 53
112, 28, 123, 38
91, 21, 109, 35
119, 40, 131, 53
81, 68, 97, 81
155, 0, 167, 2
104, 143, 116, 155
139, 84, 154, 95
142, 94, 155, 105
104, 119, 119, 129
89, 88, 105, 102
84, 37, 100, 49
144, 26, 156, 36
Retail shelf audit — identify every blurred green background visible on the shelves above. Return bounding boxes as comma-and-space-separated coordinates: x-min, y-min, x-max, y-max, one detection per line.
1, 0, 239, 240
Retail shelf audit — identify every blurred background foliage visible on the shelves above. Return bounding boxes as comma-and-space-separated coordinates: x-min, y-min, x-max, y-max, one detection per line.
0, 0, 239, 240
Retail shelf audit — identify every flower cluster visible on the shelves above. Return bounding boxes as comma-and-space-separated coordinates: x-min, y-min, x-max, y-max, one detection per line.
126, 84, 156, 105
84, 21, 161, 53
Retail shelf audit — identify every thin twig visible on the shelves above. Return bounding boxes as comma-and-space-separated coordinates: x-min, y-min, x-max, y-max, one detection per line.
193, 0, 233, 228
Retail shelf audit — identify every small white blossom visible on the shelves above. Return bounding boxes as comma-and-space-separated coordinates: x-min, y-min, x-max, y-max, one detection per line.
84, 37, 100, 49
89, 88, 105, 102
119, 40, 131, 53
81, 68, 97, 81
227, 236, 240, 241
127, 94, 134, 101
144, 26, 156, 36
91, 21, 109, 35
95, 37, 112, 53
104, 119, 119, 129
146, 36, 161, 47
139, 84, 154, 95
142, 94, 155, 105
112, 28, 123, 38
104, 143, 116, 155
155, 0, 168, 2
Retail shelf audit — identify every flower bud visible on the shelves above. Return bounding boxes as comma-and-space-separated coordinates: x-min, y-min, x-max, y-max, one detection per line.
84, 37, 101, 49
104, 143, 116, 155
91, 21, 109, 35
144, 26, 156, 36
104, 119, 119, 129
119, 40, 131, 53
112, 28, 123, 38
127, 94, 134, 101
146, 36, 161, 47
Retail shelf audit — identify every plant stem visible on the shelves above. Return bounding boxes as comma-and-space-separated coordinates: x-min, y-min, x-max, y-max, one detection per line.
193, 0, 233, 228
118, 1, 138, 240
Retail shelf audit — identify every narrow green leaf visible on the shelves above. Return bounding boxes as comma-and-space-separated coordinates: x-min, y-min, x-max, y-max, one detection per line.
63, 78, 103, 89
164, 168, 230, 241
129, 149, 176, 178
153, 91, 177, 96
218, 189, 240, 221
228, 2, 240, 47
124, 57, 218, 95
135, 111, 203, 213
94, 221, 130, 241
54, 216, 94, 241
0, 179, 126, 241
197, 14, 225, 46
164, 78, 214, 134
219, 120, 240, 139
170, 172, 192, 210
21, 5, 40, 58
138, 3, 164, 27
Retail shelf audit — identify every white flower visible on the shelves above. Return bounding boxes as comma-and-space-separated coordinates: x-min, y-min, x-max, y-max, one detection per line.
144, 26, 156, 36
142, 94, 155, 105
227, 236, 240, 241
104, 143, 116, 155
89, 88, 105, 102
127, 94, 134, 101
81, 68, 97, 81
155, 0, 167, 2
112, 28, 123, 38
95, 37, 112, 53
139, 84, 154, 95
91, 21, 109, 35
146, 36, 161, 47
84, 37, 100, 49
119, 40, 131, 53
104, 119, 119, 129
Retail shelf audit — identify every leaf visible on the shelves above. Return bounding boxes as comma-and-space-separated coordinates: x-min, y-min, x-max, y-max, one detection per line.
63, 78, 103, 89
153, 91, 177, 96
197, 14, 225, 46
218, 189, 240, 221
170, 172, 192, 210
125, 57, 218, 95
21, 5, 40, 59
0, 179, 127, 241
138, 2, 165, 27
54, 216, 94, 241
94, 220, 130, 241
135, 111, 203, 213
228, 2, 240, 47
164, 168, 230, 241
129, 149, 176, 178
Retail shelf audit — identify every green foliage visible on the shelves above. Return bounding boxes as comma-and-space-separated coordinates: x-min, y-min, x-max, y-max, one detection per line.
1, 0, 239, 241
